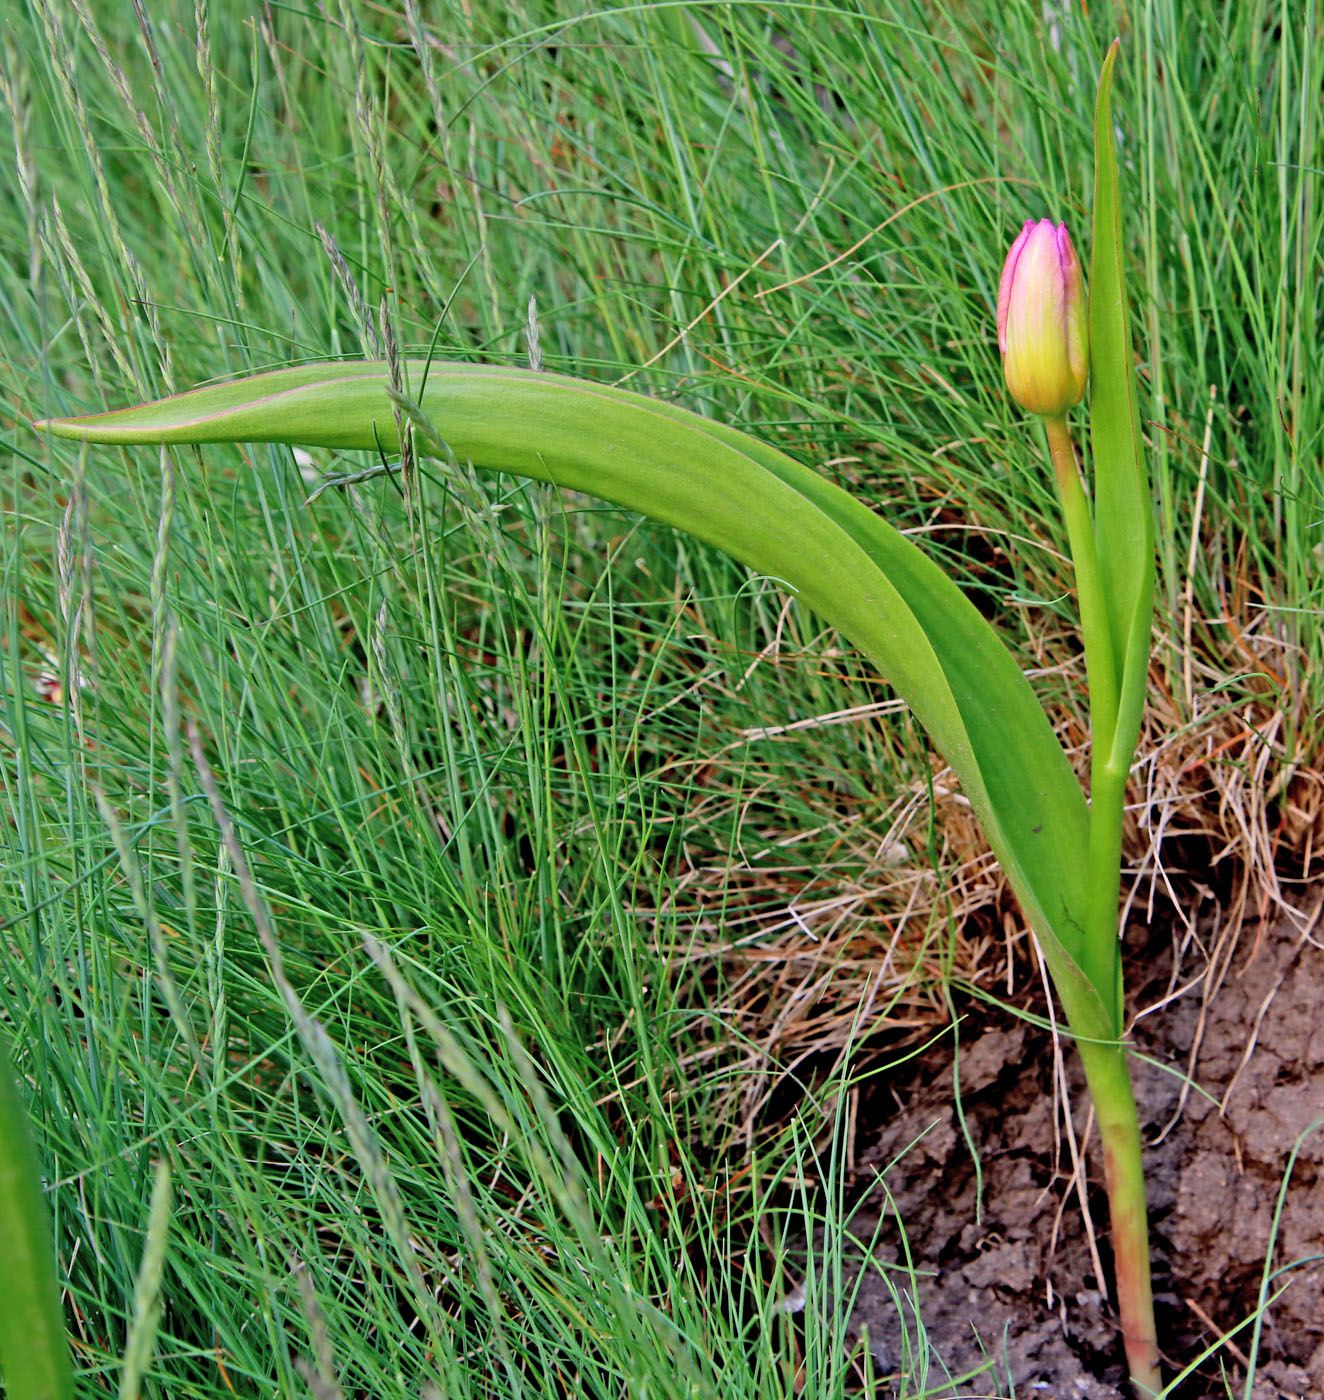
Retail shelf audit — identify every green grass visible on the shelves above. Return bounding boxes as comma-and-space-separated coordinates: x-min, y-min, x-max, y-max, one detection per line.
2, 2, 1319, 1395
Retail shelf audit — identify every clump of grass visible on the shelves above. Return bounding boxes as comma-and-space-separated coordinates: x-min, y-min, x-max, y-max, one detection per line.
2, 2, 1318, 1395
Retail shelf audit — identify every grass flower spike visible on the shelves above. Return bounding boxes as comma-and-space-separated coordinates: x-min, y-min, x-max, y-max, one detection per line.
998, 219, 1088, 419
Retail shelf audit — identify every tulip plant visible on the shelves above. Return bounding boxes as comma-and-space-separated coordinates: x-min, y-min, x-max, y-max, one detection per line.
20, 40, 1163, 1400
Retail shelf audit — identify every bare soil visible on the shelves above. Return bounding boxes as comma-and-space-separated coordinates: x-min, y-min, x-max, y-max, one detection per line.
804, 905, 1324, 1397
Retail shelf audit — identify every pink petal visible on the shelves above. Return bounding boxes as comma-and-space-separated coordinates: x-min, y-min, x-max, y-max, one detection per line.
997, 220, 1035, 353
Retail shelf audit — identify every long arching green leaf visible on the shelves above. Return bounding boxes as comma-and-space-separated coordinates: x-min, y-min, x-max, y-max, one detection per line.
35, 364, 1110, 1029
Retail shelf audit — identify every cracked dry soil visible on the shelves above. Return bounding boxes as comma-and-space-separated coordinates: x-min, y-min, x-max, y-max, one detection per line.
809, 910, 1324, 1398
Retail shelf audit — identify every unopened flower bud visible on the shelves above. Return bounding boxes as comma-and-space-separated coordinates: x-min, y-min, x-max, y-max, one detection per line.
997, 219, 1088, 419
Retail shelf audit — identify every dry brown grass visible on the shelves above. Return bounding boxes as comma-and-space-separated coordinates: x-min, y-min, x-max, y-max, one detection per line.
643, 570, 1322, 1136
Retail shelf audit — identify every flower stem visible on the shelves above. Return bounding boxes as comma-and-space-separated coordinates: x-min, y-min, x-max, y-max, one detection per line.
1045, 415, 1124, 1010
1075, 1035, 1161, 1397
1046, 415, 1159, 1394
1044, 416, 1117, 755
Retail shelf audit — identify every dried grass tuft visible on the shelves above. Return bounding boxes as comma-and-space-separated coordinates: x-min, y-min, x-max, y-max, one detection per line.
648, 574, 1321, 1134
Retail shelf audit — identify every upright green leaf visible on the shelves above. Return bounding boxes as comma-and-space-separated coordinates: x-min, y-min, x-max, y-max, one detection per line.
1089, 40, 1155, 761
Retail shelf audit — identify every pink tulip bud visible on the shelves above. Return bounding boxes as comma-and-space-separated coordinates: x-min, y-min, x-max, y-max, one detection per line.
997, 219, 1088, 419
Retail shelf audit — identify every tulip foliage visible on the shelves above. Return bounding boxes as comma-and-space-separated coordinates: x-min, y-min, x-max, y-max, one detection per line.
27, 38, 1161, 1400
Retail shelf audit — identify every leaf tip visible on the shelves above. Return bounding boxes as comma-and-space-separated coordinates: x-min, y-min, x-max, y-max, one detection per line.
29, 417, 83, 442
1100, 38, 1120, 86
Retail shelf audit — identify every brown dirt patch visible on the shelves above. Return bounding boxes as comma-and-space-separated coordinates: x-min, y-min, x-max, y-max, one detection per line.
795, 902, 1324, 1397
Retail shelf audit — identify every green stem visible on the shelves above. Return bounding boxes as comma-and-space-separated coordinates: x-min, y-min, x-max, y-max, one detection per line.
1084, 755, 1129, 1033
1047, 414, 1158, 1393
1045, 416, 1118, 758
1075, 1035, 1161, 1397
1045, 415, 1126, 1017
